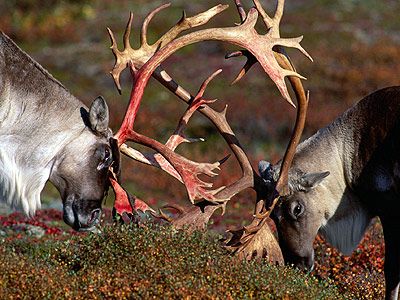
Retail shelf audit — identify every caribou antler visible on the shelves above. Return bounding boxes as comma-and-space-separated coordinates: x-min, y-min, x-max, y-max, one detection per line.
107, 3, 229, 92
108, 0, 310, 194
107, 0, 311, 263
115, 63, 229, 204
224, 0, 310, 261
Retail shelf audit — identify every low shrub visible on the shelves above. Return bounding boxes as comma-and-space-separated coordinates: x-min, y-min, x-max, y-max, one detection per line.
0, 224, 343, 299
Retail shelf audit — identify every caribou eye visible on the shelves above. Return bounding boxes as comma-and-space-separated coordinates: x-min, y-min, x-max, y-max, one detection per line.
97, 146, 113, 170
290, 201, 304, 219
104, 148, 111, 161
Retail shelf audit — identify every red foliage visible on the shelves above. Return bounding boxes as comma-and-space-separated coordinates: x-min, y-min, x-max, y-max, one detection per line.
0, 210, 64, 235
0, 209, 115, 238
313, 219, 385, 299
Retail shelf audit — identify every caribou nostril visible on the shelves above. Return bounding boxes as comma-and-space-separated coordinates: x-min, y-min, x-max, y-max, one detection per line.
88, 208, 101, 226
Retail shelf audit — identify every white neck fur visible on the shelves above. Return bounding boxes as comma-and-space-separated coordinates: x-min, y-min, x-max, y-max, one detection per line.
0, 149, 50, 216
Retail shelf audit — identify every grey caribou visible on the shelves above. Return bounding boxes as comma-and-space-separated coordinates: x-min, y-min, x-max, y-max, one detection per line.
259, 86, 400, 300
0, 32, 116, 231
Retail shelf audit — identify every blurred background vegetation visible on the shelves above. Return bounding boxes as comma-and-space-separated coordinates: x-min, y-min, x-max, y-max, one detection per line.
1, 0, 400, 225
1, 0, 400, 227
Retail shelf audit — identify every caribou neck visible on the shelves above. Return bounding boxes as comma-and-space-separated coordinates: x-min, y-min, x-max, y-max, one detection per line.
291, 104, 373, 254
0, 32, 90, 216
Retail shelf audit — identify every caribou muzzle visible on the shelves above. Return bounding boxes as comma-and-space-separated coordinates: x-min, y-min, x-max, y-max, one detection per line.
63, 194, 102, 232
282, 247, 315, 273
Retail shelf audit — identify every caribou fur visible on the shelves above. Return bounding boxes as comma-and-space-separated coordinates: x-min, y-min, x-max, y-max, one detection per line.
260, 86, 400, 299
0, 32, 113, 231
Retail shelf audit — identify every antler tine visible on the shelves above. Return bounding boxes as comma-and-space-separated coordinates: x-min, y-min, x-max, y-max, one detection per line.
234, 0, 247, 23
196, 69, 222, 100
277, 36, 313, 62
166, 69, 222, 151
141, 3, 171, 46
274, 0, 285, 26
120, 143, 183, 182
151, 207, 173, 223
252, 0, 274, 29
244, 217, 268, 234
225, 50, 257, 85
155, 4, 229, 49
161, 204, 185, 215
150, 204, 186, 223
253, 209, 270, 220
107, 27, 124, 93
107, 23, 128, 93
253, 0, 284, 36
107, 27, 120, 54
123, 12, 134, 50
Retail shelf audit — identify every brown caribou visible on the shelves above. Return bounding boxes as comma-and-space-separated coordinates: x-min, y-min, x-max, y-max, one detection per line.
259, 87, 400, 300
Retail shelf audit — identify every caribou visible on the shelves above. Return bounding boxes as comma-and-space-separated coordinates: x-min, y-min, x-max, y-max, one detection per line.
0, 32, 117, 231
259, 86, 400, 300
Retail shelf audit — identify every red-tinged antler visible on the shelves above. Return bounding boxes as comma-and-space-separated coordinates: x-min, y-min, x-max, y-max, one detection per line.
107, 0, 311, 263
109, 177, 155, 216
115, 63, 228, 204
108, 0, 311, 199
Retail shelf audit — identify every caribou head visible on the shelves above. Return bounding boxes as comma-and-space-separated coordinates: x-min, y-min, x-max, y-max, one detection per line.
49, 97, 118, 231
0, 32, 118, 231
259, 161, 330, 270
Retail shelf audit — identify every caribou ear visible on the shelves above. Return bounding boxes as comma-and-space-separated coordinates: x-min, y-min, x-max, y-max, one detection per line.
89, 96, 109, 134
258, 160, 271, 177
299, 171, 330, 191
258, 160, 276, 183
